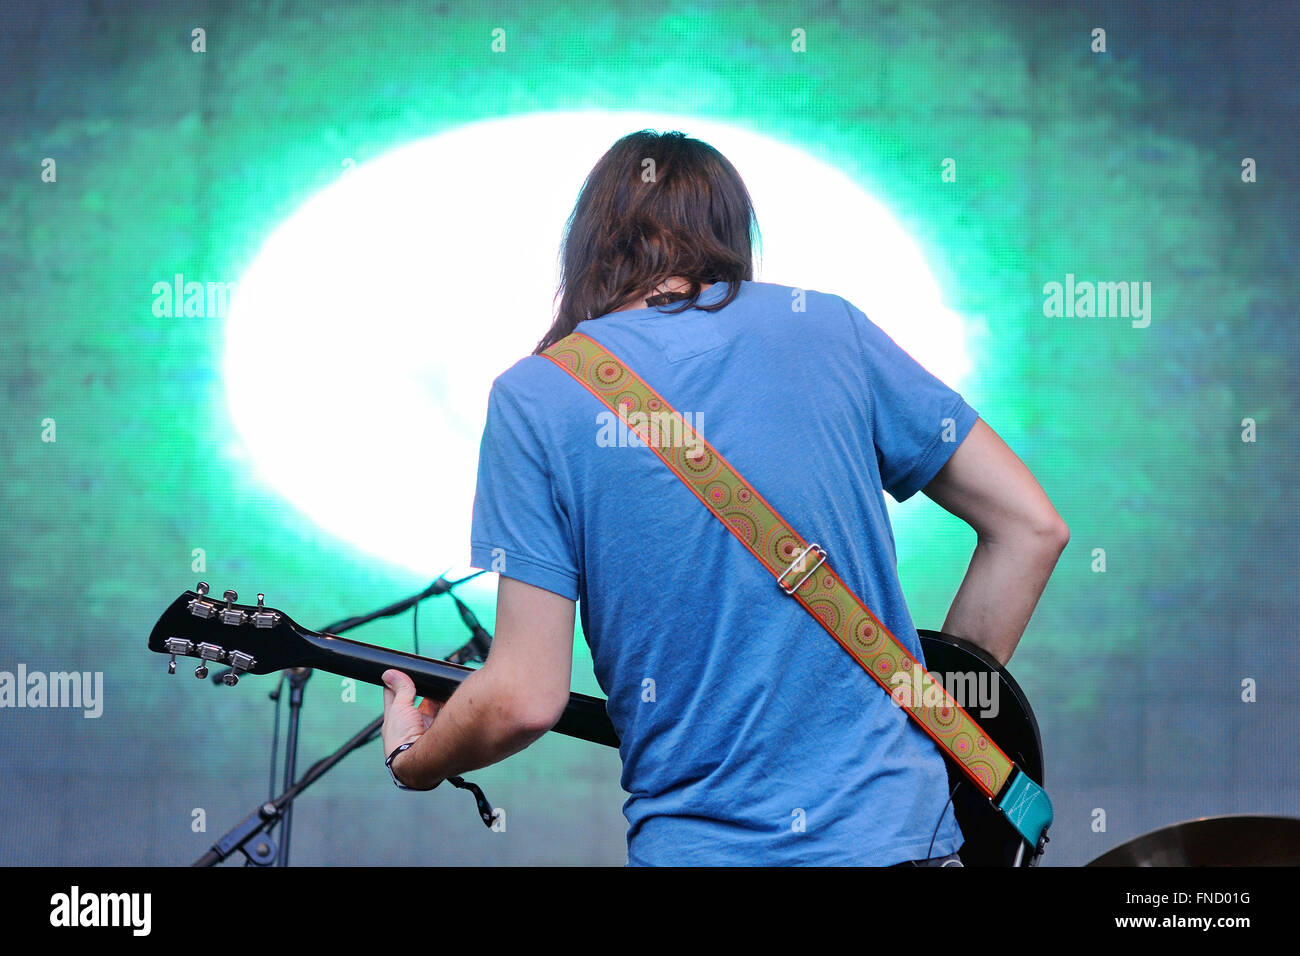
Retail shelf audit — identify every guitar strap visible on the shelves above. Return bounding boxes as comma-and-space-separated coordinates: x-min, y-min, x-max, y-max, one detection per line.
542, 330, 1053, 853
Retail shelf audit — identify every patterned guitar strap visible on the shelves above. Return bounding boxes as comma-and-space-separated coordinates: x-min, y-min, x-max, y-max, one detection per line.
542, 331, 1053, 856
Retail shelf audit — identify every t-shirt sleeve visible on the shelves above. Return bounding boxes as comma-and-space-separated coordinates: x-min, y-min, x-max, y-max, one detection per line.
840, 297, 979, 503
469, 375, 580, 600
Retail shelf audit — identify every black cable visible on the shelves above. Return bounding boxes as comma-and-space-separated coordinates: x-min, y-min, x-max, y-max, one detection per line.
927, 779, 961, 861
414, 569, 487, 659
445, 569, 488, 588
296, 723, 384, 784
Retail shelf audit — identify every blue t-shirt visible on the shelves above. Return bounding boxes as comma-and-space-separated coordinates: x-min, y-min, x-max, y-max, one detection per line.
469, 280, 977, 865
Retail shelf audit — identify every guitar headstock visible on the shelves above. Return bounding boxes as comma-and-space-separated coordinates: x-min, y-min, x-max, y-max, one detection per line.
148, 583, 319, 684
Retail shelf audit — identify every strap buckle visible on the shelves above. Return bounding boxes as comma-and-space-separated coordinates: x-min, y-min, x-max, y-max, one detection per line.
777, 543, 827, 595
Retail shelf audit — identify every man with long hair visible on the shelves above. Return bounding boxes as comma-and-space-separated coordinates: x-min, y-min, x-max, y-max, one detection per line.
379, 130, 1068, 866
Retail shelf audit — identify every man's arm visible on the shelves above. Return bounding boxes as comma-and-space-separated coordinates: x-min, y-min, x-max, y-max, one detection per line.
922, 417, 1069, 666
383, 577, 576, 790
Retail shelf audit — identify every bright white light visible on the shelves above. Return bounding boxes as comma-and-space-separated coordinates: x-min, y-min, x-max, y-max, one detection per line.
224, 110, 972, 575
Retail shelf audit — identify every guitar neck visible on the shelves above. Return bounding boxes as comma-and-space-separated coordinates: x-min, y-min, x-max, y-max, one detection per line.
302, 630, 620, 749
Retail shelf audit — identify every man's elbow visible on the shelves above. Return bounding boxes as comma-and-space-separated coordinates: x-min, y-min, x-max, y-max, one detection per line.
1033, 511, 1070, 554
978, 507, 1068, 554
502, 692, 567, 739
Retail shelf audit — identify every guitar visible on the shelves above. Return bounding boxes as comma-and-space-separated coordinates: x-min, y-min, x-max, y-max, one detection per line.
917, 628, 1048, 867
148, 585, 1047, 865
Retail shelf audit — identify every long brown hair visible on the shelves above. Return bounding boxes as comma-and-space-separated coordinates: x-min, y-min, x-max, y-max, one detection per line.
535, 129, 760, 354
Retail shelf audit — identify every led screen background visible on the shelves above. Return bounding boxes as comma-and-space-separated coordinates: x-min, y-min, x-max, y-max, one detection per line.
1, 0, 1297, 865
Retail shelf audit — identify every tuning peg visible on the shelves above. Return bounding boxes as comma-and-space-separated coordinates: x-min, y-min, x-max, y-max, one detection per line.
251, 593, 281, 629
222, 650, 255, 686
187, 583, 218, 620
194, 641, 224, 679
163, 638, 194, 676
220, 590, 247, 626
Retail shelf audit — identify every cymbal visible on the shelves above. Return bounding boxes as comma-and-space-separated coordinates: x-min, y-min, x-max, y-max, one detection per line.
1087, 814, 1300, 866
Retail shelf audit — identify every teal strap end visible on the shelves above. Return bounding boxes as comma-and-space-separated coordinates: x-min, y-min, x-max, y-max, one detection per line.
997, 769, 1054, 849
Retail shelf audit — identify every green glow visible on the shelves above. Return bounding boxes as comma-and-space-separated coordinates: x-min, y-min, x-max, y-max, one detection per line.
1, 0, 1294, 866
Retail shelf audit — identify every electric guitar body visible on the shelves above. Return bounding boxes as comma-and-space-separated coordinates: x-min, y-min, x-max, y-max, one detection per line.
918, 629, 1048, 866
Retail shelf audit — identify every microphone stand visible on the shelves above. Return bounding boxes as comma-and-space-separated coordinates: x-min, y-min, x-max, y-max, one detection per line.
192, 713, 385, 867
194, 574, 490, 867
277, 666, 311, 866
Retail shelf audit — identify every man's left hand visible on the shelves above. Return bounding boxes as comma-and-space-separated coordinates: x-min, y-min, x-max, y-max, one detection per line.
381, 668, 444, 788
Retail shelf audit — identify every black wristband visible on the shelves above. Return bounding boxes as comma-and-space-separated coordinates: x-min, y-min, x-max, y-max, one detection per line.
385, 742, 440, 792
